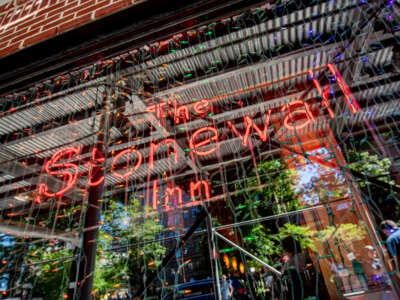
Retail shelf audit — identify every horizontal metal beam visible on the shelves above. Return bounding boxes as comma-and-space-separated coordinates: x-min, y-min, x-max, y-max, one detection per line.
0, 219, 80, 247
213, 229, 282, 276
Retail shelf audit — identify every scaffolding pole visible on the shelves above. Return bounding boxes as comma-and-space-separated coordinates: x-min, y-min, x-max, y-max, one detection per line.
213, 230, 282, 277
205, 210, 222, 300
67, 82, 113, 300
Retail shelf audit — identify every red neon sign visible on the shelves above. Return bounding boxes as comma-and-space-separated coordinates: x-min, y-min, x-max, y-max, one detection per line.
174, 105, 190, 124
149, 138, 179, 170
282, 100, 315, 131
151, 99, 212, 124
165, 186, 183, 208
36, 64, 355, 208
327, 63, 360, 114
152, 180, 159, 210
309, 69, 335, 119
193, 99, 211, 115
147, 102, 168, 119
189, 127, 218, 156
87, 147, 105, 187
190, 180, 210, 201
36, 146, 82, 201
111, 148, 143, 179
228, 110, 272, 146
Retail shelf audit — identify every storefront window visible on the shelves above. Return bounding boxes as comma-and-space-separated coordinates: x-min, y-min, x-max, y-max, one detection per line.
0, 0, 400, 299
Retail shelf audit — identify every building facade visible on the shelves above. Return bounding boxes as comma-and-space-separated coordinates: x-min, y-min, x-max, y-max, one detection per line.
0, 0, 400, 299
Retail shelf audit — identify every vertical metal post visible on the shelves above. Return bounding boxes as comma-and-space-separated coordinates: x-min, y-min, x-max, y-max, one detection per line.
67, 246, 79, 299
77, 177, 105, 299
68, 83, 112, 300
205, 209, 221, 300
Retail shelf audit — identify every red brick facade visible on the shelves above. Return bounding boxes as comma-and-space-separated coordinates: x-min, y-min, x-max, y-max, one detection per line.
0, 0, 139, 58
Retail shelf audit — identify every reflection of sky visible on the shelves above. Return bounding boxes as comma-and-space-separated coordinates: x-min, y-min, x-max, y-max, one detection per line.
0, 274, 8, 291
101, 185, 198, 239
0, 235, 13, 292
100, 201, 130, 232
293, 147, 349, 205
0, 234, 15, 247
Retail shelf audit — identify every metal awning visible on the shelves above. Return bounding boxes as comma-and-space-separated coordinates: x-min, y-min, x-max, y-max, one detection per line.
0, 0, 397, 214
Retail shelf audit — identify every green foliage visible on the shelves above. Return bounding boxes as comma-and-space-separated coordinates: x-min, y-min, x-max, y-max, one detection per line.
278, 223, 316, 252
238, 158, 306, 270
314, 223, 367, 244
348, 150, 400, 223
349, 151, 394, 187
24, 204, 82, 233
93, 197, 166, 298
93, 231, 129, 296
19, 197, 165, 299
244, 224, 280, 266
26, 245, 73, 300
243, 222, 317, 271
239, 159, 300, 220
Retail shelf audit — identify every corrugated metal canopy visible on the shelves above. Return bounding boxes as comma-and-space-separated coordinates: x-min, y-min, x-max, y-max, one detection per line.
0, 0, 398, 213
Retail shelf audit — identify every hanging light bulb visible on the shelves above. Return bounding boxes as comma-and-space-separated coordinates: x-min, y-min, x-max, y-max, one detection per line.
239, 262, 245, 274
223, 254, 230, 268
232, 257, 237, 271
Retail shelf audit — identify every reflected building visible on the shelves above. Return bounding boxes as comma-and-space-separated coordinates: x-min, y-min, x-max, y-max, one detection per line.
0, 0, 399, 299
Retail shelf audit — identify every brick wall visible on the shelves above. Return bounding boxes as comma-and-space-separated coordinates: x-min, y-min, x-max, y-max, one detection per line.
0, 0, 139, 58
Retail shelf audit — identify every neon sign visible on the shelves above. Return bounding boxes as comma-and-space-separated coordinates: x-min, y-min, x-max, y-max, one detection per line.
227, 110, 272, 147
282, 100, 315, 131
36, 146, 82, 201
111, 148, 143, 179
148, 98, 212, 124
36, 65, 358, 208
149, 139, 179, 169
87, 146, 106, 187
189, 127, 219, 156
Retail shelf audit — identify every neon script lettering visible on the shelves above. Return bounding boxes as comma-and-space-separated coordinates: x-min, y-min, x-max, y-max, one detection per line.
37, 65, 356, 201
36, 99, 324, 200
